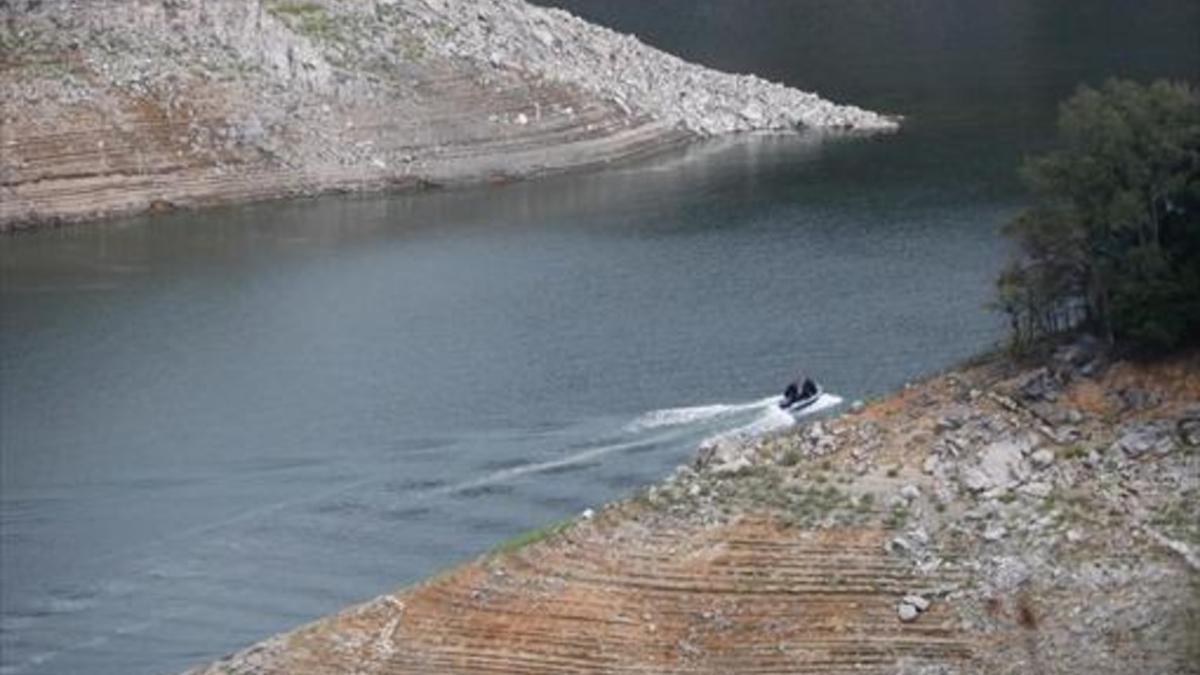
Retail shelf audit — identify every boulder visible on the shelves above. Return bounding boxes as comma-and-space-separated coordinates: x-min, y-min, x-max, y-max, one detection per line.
1018, 481, 1053, 499
1178, 417, 1200, 447
1111, 422, 1174, 458
1014, 367, 1060, 402
962, 468, 992, 493
1030, 448, 1055, 470
979, 436, 1034, 484
902, 594, 931, 612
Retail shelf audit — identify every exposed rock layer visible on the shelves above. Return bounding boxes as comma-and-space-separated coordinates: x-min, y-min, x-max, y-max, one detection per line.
189, 347, 1200, 674
0, 0, 895, 230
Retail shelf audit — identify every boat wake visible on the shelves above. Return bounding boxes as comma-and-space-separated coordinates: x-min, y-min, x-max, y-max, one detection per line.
628, 392, 843, 444
625, 396, 779, 432
701, 393, 843, 447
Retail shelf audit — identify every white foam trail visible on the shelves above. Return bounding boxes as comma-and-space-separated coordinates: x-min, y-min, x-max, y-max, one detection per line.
625, 396, 779, 432
701, 393, 844, 447
433, 431, 676, 498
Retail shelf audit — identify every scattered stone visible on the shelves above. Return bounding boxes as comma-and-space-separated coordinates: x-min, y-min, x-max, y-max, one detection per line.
979, 436, 1034, 484
922, 455, 939, 475
897, 602, 920, 622
902, 594, 931, 612
1178, 417, 1200, 447
962, 468, 992, 494
983, 525, 1007, 542
936, 415, 963, 432
1018, 481, 1052, 499
1030, 449, 1055, 470
908, 527, 931, 546
1052, 335, 1102, 374
712, 457, 752, 476
1014, 368, 1060, 402
1111, 422, 1174, 458
1113, 388, 1162, 412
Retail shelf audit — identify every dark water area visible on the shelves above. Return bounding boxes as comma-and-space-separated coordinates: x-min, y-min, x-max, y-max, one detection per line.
2, 2, 1197, 673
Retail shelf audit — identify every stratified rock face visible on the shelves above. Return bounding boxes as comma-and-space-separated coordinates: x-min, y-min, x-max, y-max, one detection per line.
0, 0, 895, 230
183, 349, 1200, 675
403, 0, 897, 135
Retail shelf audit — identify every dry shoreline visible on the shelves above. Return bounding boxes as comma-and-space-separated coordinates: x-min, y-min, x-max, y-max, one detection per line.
0, 0, 896, 232
187, 344, 1200, 674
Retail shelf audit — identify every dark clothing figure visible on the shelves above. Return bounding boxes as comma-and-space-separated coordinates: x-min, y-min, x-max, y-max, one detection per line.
783, 375, 818, 406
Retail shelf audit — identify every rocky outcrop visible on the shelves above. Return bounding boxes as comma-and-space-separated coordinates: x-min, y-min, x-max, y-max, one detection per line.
0, 0, 896, 230
186, 346, 1200, 674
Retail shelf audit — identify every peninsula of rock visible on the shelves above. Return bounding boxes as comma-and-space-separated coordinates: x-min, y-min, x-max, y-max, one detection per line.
0, 0, 896, 230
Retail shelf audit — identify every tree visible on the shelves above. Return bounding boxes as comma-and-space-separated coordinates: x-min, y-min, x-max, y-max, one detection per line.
999, 79, 1200, 352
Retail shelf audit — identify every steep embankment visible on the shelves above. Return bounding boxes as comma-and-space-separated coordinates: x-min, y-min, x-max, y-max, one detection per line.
0, 0, 895, 230
189, 345, 1199, 674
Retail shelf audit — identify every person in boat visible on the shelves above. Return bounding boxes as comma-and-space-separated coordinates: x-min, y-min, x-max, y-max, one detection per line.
783, 374, 819, 407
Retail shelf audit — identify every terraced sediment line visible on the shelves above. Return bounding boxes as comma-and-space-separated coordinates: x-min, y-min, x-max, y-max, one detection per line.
188, 516, 974, 674
189, 349, 1200, 674
0, 0, 895, 231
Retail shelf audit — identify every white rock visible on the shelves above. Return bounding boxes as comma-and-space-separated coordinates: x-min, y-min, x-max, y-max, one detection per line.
983, 525, 1008, 542
712, 457, 751, 476
897, 602, 920, 622
962, 468, 992, 493
900, 485, 921, 501
990, 556, 1031, 590
1030, 448, 1055, 470
1019, 481, 1053, 499
980, 437, 1034, 484
908, 527, 931, 546
922, 455, 939, 475
902, 594, 931, 612
581, 508, 594, 520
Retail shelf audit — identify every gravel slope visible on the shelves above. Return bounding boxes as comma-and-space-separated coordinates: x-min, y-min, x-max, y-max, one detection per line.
0, 0, 896, 230
187, 346, 1200, 674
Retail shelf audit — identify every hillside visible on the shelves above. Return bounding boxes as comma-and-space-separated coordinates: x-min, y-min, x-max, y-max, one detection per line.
188, 344, 1200, 674
0, 0, 895, 230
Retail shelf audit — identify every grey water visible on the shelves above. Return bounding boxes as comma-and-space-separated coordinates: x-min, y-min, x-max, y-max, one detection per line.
1, 1, 1197, 673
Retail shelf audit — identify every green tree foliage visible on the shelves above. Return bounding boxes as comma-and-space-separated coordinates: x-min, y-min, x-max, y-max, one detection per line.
999, 79, 1200, 352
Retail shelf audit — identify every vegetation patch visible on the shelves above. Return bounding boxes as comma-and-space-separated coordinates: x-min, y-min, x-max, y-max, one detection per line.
1150, 488, 1200, 546
489, 518, 574, 556
995, 79, 1200, 353
267, 2, 342, 42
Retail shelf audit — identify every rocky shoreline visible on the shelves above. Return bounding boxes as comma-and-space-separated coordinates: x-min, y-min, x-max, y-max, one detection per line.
0, 0, 896, 231
188, 343, 1199, 674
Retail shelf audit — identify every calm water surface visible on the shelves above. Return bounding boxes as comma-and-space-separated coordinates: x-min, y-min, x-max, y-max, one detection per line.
2, 1, 1197, 673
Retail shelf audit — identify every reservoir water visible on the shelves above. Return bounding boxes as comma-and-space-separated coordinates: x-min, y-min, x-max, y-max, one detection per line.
2, 2, 1197, 673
